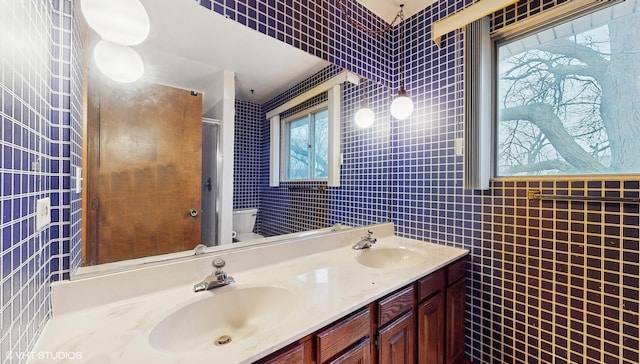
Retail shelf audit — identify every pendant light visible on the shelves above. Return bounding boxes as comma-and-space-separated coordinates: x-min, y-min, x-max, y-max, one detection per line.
81, 0, 151, 46
390, 5, 414, 120
81, 0, 150, 83
354, 79, 374, 128
94, 40, 145, 83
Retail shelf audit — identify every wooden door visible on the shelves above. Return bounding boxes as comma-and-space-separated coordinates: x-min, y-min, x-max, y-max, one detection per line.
418, 292, 445, 364
86, 78, 202, 264
446, 278, 466, 364
378, 311, 415, 364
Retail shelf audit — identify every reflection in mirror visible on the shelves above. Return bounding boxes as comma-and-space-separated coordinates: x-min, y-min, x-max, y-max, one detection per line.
77, 0, 391, 273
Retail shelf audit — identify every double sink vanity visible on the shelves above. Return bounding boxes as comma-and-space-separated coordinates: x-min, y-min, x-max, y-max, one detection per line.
30, 223, 468, 363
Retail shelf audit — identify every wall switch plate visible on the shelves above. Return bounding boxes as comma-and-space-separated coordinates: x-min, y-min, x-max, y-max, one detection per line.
36, 197, 51, 231
455, 137, 464, 156
75, 166, 83, 194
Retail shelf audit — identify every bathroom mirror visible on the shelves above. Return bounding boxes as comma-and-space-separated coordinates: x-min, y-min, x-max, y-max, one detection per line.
76, 0, 391, 274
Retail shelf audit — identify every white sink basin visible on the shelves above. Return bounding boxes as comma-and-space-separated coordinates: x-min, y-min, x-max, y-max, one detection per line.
355, 247, 426, 269
149, 286, 295, 352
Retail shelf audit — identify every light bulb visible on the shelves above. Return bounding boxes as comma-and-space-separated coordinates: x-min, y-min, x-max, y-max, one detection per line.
354, 107, 375, 128
81, 0, 150, 46
94, 40, 144, 83
390, 89, 414, 120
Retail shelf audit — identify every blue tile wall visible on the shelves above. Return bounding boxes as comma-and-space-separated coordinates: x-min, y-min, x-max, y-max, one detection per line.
0, 0, 76, 362
391, 1, 640, 363
234, 100, 262, 210
67, 0, 83, 276
49, 0, 75, 283
330, 79, 391, 227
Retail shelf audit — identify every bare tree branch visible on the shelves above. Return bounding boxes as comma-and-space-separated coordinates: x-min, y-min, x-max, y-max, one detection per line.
536, 39, 609, 78
503, 159, 574, 174
499, 103, 606, 172
547, 65, 600, 80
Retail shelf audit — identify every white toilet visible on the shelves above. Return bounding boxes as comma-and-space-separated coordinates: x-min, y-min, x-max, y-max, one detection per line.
232, 208, 265, 242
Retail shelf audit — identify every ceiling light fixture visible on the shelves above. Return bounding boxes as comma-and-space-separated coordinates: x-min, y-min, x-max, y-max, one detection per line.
93, 40, 145, 83
389, 5, 414, 120
337, 2, 413, 121
81, 0, 151, 46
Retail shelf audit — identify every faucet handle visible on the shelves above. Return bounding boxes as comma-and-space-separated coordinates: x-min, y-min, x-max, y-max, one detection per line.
212, 258, 226, 270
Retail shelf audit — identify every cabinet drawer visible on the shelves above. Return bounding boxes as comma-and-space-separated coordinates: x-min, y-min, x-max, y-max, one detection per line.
447, 259, 466, 285
378, 285, 415, 327
317, 308, 370, 363
418, 268, 446, 302
260, 342, 305, 364
327, 338, 371, 364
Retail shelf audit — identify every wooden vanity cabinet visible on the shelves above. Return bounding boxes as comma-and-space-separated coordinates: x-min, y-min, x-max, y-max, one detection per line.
255, 258, 467, 364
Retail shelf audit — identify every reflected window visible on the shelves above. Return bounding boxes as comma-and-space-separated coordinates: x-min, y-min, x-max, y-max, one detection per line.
282, 107, 329, 180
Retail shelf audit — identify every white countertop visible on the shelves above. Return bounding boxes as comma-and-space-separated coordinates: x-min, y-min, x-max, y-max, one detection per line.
29, 225, 467, 364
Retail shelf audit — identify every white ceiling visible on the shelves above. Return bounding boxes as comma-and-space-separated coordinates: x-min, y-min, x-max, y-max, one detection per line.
133, 0, 329, 108
356, 0, 438, 23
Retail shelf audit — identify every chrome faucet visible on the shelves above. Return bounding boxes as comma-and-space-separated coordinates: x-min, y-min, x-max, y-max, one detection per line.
352, 230, 377, 250
193, 258, 235, 292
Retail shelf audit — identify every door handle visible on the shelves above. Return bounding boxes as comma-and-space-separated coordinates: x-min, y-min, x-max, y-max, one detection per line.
189, 208, 198, 217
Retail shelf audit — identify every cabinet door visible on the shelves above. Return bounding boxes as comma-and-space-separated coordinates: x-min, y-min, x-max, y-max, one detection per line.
378, 311, 415, 364
328, 338, 371, 364
446, 278, 466, 364
418, 292, 445, 364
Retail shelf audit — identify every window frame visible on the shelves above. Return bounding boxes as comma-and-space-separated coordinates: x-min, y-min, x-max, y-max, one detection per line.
489, 0, 627, 180
280, 102, 329, 182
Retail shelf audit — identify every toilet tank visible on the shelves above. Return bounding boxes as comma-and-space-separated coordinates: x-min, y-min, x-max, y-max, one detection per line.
232, 208, 258, 234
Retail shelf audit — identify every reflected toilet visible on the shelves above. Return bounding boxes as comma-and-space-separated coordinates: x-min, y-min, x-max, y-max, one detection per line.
232, 208, 264, 242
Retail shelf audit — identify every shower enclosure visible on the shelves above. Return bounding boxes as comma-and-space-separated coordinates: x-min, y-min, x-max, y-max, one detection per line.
201, 118, 221, 246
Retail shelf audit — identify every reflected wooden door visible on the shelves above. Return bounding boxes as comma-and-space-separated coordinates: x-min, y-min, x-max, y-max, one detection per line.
86, 79, 202, 264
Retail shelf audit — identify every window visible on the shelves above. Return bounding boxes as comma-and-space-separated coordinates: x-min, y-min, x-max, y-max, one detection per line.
267, 76, 347, 187
282, 106, 329, 180
494, 0, 638, 177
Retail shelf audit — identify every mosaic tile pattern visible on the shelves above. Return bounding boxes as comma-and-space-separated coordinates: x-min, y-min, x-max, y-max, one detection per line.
0, 0, 72, 362
489, 180, 640, 364
68, 0, 83, 276
393, 0, 640, 363
49, 0, 74, 282
330, 79, 391, 228
234, 100, 262, 210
